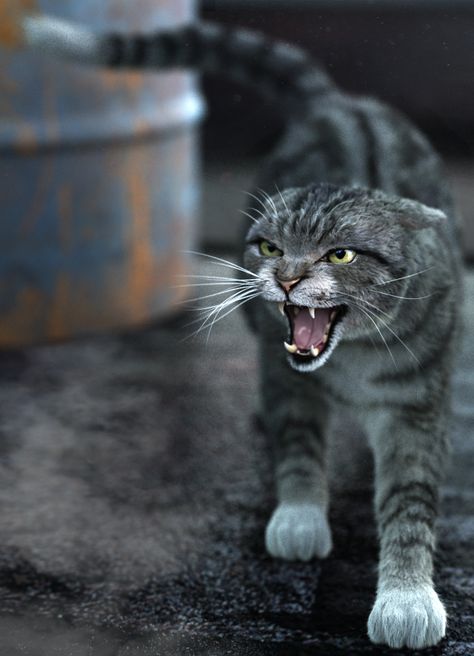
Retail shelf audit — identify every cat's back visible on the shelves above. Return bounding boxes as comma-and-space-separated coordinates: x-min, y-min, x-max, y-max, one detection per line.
258, 92, 455, 220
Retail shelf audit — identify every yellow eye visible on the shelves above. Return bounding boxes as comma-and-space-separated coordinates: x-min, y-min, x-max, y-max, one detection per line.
327, 249, 356, 264
259, 240, 283, 257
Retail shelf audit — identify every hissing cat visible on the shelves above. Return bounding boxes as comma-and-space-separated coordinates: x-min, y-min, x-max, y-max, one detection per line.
16, 15, 463, 649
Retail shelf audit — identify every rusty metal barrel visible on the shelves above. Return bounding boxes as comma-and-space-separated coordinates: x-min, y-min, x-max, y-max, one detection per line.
0, 0, 203, 346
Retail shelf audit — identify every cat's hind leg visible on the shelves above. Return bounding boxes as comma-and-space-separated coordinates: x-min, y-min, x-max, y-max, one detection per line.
261, 347, 332, 561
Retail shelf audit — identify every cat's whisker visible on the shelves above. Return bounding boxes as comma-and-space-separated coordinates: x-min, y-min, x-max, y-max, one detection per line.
345, 300, 397, 367
182, 250, 259, 278
198, 288, 258, 314
275, 184, 291, 218
243, 190, 270, 213
359, 304, 421, 367
371, 266, 434, 288
175, 285, 256, 306
238, 208, 259, 224
180, 290, 255, 333
186, 289, 260, 341
176, 273, 257, 282
173, 282, 255, 289
201, 291, 261, 343
338, 292, 394, 320
257, 187, 279, 216
182, 285, 259, 329
371, 290, 435, 301
239, 206, 267, 222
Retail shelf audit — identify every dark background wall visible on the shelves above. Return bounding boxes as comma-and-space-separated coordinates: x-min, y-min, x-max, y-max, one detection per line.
198, 1, 474, 256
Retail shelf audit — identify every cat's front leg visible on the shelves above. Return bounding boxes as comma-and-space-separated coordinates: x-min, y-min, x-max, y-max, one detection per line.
367, 407, 448, 649
261, 364, 332, 562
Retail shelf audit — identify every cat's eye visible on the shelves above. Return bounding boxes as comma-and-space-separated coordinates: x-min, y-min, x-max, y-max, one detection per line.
259, 240, 283, 257
327, 249, 357, 264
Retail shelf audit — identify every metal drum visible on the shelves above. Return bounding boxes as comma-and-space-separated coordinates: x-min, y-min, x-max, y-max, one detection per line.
0, 0, 203, 346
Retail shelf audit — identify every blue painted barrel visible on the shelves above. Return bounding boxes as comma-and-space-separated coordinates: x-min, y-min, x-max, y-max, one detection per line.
0, 0, 203, 346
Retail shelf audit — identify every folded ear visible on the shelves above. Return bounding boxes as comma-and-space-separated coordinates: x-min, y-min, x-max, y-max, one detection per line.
396, 198, 447, 230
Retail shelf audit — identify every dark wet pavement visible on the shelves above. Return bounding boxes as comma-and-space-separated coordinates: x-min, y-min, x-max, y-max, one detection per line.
0, 263, 472, 656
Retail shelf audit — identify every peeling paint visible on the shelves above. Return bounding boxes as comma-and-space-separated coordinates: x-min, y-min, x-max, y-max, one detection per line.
0, 0, 38, 48
0, 1, 200, 347
0, 287, 44, 346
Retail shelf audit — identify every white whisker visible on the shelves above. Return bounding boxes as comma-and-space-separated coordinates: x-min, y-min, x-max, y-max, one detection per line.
173, 282, 255, 289
201, 291, 261, 342
185, 289, 260, 341
371, 266, 434, 288
182, 250, 259, 278
339, 291, 394, 320
243, 190, 269, 213
257, 187, 278, 215
360, 304, 421, 366
275, 184, 291, 218
371, 290, 435, 301
181, 288, 256, 331
239, 208, 259, 224
345, 300, 397, 367
176, 285, 255, 305
198, 288, 258, 314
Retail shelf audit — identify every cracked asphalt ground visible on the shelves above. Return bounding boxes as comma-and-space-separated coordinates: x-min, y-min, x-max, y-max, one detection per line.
0, 262, 471, 656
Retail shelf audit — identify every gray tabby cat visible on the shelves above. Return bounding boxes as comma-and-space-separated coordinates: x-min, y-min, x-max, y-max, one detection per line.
16, 15, 462, 649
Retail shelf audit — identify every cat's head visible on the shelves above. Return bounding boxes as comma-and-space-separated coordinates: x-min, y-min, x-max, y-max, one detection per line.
243, 183, 445, 372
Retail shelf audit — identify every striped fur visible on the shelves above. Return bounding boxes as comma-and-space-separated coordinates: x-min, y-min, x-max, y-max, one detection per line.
17, 16, 462, 649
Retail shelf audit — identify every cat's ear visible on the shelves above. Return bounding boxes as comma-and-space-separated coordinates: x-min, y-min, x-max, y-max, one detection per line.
396, 198, 447, 230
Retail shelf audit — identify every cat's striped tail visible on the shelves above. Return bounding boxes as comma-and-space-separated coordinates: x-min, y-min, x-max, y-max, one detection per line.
18, 15, 335, 117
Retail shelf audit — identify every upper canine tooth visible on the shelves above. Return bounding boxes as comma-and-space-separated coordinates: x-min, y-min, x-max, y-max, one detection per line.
294, 307, 300, 316
284, 341, 298, 353
278, 302, 285, 316
330, 310, 337, 321
309, 307, 315, 319
310, 346, 320, 357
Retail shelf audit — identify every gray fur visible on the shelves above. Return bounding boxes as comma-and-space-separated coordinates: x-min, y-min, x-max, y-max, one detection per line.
16, 15, 462, 649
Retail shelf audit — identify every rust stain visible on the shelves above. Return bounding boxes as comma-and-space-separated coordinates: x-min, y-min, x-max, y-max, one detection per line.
57, 185, 73, 252
47, 274, 71, 341
15, 123, 38, 154
101, 70, 144, 95
0, 70, 19, 92
20, 158, 54, 236
0, 0, 38, 48
0, 286, 44, 347
41, 74, 60, 144
125, 148, 157, 322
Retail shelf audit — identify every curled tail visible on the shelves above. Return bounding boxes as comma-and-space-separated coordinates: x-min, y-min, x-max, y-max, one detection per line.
21, 15, 335, 117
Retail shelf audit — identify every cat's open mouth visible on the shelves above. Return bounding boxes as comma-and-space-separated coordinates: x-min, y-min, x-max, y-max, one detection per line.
279, 303, 345, 361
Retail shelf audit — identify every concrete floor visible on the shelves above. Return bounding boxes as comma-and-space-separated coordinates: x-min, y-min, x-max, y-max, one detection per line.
0, 258, 471, 655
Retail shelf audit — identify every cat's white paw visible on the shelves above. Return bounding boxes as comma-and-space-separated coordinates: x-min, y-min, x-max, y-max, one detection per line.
368, 585, 446, 649
265, 502, 332, 561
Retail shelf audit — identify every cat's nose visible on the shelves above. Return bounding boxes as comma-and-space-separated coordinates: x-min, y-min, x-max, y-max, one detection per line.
277, 277, 302, 293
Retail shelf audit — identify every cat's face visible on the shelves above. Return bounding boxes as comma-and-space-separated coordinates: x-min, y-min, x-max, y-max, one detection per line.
243, 184, 443, 372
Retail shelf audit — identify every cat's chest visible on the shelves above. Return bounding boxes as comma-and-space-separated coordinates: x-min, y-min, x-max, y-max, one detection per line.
312, 340, 422, 408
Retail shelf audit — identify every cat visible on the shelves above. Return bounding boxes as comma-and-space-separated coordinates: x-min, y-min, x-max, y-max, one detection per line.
14, 15, 463, 649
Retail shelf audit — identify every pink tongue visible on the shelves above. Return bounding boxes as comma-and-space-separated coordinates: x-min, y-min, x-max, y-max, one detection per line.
293, 308, 331, 350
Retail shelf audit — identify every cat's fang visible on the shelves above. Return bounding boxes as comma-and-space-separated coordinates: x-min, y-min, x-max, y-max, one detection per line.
309, 307, 316, 319
284, 341, 298, 353
310, 346, 320, 356
278, 302, 285, 316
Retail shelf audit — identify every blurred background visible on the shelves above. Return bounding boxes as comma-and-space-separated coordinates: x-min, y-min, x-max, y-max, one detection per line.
0, 2, 472, 654
0, 0, 473, 345
200, 0, 474, 255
